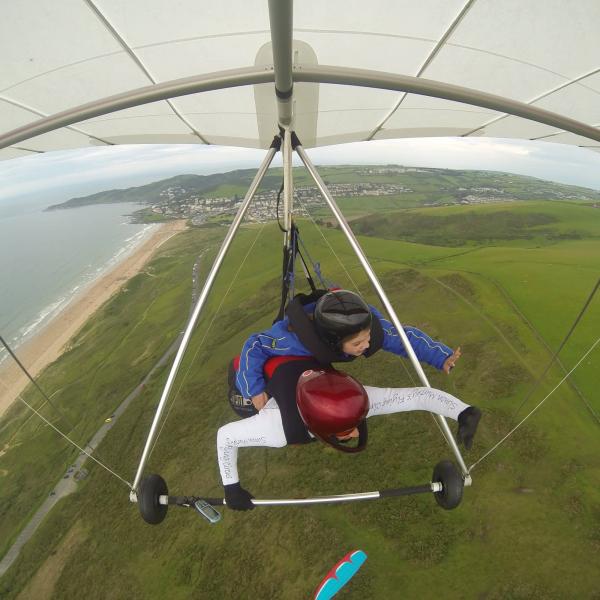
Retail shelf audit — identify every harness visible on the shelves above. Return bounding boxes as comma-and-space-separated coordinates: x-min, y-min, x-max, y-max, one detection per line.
228, 293, 385, 443
229, 218, 384, 443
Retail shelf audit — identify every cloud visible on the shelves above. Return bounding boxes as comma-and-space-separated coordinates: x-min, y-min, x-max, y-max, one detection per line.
0, 144, 265, 201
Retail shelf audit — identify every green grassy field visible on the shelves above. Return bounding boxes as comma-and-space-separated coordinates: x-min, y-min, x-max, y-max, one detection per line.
350, 200, 600, 246
0, 199, 599, 599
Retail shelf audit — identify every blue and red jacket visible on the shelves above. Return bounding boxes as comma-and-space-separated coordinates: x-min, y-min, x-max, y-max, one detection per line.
236, 302, 453, 398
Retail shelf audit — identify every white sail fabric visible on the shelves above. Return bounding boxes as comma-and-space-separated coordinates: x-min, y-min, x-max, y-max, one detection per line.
1, 0, 599, 159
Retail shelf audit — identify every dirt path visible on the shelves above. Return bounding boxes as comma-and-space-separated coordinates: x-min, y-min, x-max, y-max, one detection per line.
15, 520, 88, 600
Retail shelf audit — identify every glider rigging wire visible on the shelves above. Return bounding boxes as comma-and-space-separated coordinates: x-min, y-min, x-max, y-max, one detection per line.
0, 334, 78, 431
469, 335, 600, 473
0, 335, 132, 488
512, 277, 600, 424
296, 195, 419, 388
0, 379, 133, 489
296, 233, 331, 291
295, 195, 360, 293
147, 220, 269, 459
4, 192, 594, 496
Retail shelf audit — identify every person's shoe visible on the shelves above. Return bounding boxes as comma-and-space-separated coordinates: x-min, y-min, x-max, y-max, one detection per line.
456, 406, 482, 450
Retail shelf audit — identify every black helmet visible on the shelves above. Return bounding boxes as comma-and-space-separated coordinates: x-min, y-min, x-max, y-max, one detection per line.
314, 290, 372, 349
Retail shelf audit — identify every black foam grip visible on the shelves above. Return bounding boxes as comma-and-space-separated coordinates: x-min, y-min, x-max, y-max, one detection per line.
204, 497, 225, 506
169, 496, 225, 506
379, 485, 432, 498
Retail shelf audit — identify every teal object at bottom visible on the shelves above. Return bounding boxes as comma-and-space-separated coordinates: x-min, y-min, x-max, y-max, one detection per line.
314, 549, 367, 600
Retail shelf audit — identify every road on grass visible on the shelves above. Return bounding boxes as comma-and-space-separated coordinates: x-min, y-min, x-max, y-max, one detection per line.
0, 252, 203, 577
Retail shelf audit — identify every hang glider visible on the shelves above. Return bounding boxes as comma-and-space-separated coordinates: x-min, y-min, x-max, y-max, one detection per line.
2, 0, 599, 524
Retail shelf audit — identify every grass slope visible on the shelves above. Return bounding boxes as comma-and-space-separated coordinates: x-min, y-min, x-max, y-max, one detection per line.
1, 201, 599, 599
351, 200, 600, 246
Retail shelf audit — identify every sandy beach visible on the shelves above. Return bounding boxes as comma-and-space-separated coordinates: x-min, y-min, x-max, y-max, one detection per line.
0, 219, 188, 419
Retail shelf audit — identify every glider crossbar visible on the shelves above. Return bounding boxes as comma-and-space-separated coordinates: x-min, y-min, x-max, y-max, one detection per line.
160, 483, 442, 507
3, 65, 600, 153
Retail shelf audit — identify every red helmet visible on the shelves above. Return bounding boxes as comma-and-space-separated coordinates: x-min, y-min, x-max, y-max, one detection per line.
296, 369, 369, 453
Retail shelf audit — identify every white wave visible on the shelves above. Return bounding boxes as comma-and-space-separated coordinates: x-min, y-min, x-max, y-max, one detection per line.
0, 347, 7, 368
18, 295, 72, 341
8, 222, 160, 351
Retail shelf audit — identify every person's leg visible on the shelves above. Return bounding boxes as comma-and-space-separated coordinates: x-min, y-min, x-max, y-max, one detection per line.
364, 386, 481, 449
217, 398, 287, 486
364, 386, 469, 420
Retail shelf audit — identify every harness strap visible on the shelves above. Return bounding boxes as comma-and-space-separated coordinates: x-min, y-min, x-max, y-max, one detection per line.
231, 354, 311, 382
297, 235, 332, 290
295, 245, 317, 293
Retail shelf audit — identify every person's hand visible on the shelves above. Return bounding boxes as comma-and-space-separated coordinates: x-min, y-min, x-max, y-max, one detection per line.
251, 392, 269, 411
224, 482, 255, 511
443, 346, 461, 374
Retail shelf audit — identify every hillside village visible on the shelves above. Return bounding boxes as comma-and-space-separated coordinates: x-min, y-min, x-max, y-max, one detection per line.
49, 165, 600, 223
151, 180, 414, 225
148, 168, 597, 224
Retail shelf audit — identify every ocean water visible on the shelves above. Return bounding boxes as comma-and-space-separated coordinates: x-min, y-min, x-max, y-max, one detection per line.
0, 198, 157, 367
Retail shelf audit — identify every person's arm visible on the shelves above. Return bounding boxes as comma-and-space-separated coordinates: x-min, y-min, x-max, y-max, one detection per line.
236, 323, 292, 399
236, 322, 311, 404
216, 399, 287, 510
370, 306, 455, 370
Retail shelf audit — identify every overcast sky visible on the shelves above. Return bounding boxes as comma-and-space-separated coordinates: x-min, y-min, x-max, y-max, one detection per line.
1, 137, 600, 206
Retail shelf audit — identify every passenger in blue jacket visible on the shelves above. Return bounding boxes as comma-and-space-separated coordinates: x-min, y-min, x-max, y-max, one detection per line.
236, 289, 462, 411
221, 289, 479, 510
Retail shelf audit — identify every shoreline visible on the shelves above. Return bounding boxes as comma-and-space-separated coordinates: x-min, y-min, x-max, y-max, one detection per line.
0, 219, 188, 419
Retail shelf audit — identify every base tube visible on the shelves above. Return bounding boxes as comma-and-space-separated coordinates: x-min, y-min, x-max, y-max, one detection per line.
159, 482, 442, 507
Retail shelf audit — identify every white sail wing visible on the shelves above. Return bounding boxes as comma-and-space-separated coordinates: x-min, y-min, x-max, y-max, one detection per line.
1, 0, 599, 158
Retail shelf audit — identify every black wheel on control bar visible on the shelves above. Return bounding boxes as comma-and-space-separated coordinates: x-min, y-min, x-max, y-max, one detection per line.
138, 474, 168, 524
432, 460, 463, 510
